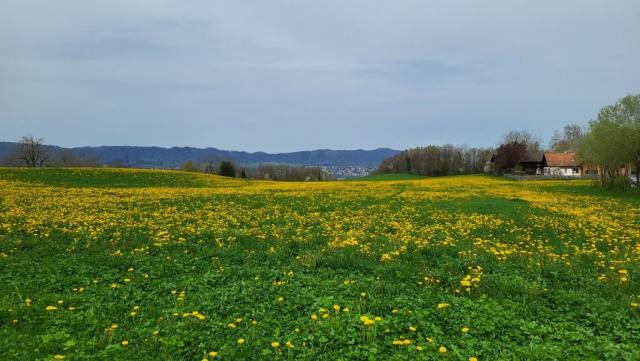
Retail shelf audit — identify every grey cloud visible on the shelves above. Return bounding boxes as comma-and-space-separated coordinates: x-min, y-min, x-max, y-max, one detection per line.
1, 0, 639, 152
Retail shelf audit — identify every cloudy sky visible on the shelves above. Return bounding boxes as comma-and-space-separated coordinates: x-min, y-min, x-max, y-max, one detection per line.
1, 1, 639, 152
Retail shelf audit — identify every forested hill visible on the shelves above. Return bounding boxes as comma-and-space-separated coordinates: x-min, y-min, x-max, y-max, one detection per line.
0, 142, 399, 168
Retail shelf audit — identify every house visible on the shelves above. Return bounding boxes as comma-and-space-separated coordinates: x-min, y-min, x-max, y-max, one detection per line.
542, 152, 581, 176
518, 151, 543, 175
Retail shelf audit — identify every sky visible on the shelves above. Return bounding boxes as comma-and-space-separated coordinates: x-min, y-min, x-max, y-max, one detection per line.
1, 1, 639, 152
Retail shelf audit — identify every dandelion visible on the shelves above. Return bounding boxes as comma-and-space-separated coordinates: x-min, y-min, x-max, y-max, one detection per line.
286, 341, 294, 348
437, 303, 449, 310
54, 356, 65, 360
121, 340, 129, 346
277, 296, 284, 302
311, 314, 318, 321
46, 306, 58, 311
461, 326, 470, 333
439, 346, 447, 353
469, 357, 478, 361
208, 351, 218, 358
409, 326, 417, 332
271, 341, 281, 348
237, 338, 245, 345
227, 323, 237, 329
333, 304, 341, 312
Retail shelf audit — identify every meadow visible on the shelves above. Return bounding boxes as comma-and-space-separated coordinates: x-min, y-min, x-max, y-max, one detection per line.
0, 168, 639, 360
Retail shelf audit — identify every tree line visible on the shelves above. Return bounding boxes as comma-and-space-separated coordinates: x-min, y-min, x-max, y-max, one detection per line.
180, 159, 332, 181
376, 145, 494, 176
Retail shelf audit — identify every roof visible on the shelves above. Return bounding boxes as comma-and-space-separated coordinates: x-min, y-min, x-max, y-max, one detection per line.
543, 152, 580, 167
520, 151, 543, 163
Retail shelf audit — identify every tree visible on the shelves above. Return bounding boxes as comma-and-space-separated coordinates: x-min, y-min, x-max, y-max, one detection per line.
502, 130, 543, 153
219, 161, 236, 177
550, 124, 584, 152
493, 141, 527, 173
580, 94, 640, 186
376, 145, 494, 177
15, 135, 50, 167
180, 161, 198, 172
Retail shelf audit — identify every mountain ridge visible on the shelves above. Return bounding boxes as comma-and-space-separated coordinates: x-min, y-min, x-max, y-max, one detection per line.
0, 142, 400, 169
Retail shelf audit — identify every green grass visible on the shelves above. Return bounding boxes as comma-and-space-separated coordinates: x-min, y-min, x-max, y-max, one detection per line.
346, 173, 425, 181
0, 168, 639, 361
0, 167, 221, 188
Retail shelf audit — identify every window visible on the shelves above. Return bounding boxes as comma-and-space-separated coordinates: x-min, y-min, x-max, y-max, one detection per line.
572, 167, 579, 174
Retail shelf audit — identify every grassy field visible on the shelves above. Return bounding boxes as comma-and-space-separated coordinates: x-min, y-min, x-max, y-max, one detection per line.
1, 168, 639, 360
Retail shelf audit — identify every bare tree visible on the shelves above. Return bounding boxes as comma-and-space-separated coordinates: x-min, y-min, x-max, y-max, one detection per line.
502, 130, 543, 153
16, 136, 50, 167
550, 124, 584, 152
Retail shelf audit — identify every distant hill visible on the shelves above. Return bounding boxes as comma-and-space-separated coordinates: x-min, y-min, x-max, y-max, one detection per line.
0, 142, 400, 169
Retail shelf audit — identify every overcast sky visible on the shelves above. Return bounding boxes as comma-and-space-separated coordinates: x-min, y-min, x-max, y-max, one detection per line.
1, 1, 639, 152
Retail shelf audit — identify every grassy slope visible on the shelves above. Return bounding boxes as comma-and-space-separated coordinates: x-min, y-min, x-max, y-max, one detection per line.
345, 173, 425, 181
0, 168, 639, 361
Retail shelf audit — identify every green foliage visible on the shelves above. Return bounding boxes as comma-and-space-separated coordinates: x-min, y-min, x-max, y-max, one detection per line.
580, 94, 640, 187
219, 161, 236, 178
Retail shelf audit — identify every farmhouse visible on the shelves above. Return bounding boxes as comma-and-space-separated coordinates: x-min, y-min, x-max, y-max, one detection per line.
542, 152, 581, 176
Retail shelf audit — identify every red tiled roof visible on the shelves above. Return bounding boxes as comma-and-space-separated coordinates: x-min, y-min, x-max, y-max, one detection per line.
543, 152, 580, 167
